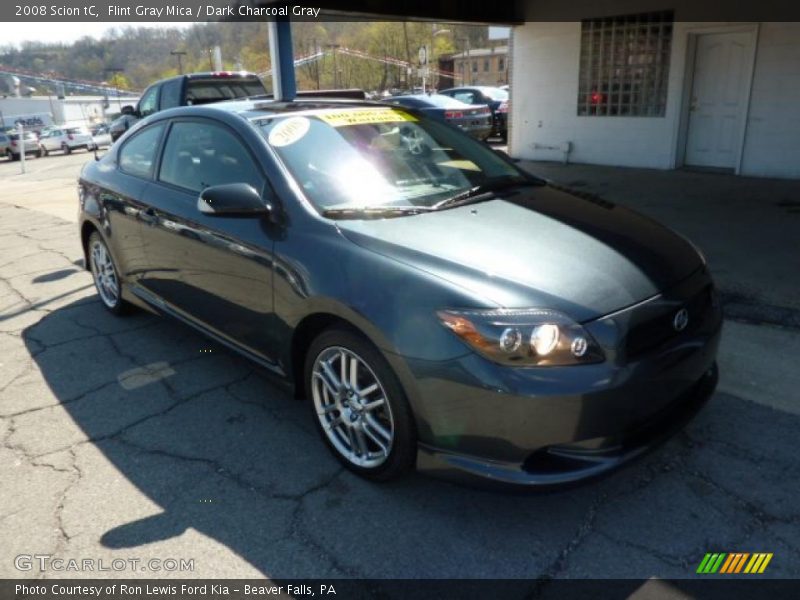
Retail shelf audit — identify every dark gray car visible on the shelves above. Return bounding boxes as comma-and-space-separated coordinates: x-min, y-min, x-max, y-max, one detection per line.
77, 99, 721, 488
387, 94, 493, 140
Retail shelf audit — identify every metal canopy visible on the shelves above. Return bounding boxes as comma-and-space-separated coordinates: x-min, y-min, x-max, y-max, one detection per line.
258, 0, 524, 101
257, 0, 524, 24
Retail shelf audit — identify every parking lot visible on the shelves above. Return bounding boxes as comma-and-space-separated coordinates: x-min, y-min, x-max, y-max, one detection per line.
1, 151, 799, 582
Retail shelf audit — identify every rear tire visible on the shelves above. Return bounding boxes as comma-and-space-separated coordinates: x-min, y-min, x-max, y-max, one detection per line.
305, 326, 416, 481
87, 232, 131, 316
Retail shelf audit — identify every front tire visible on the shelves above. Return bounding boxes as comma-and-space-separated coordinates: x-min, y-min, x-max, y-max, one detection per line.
305, 326, 416, 481
88, 232, 130, 316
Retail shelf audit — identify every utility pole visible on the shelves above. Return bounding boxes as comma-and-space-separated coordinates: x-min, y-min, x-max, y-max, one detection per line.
311, 39, 321, 89
170, 50, 187, 74
457, 38, 471, 85
325, 44, 340, 88
17, 122, 26, 174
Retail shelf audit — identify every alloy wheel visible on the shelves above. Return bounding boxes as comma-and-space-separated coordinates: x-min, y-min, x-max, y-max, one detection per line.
89, 239, 120, 308
311, 346, 395, 469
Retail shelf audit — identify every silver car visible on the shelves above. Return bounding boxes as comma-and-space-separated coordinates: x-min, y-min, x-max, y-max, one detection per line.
91, 125, 113, 149
0, 132, 10, 159
6, 131, 41, 160
39, 126, 95, 155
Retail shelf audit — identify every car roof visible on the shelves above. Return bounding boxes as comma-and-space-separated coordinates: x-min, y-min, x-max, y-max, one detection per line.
444, 85, 504, 92
162, 97, 398, 121
391, 94, 449, 101
154, 71, 261, 85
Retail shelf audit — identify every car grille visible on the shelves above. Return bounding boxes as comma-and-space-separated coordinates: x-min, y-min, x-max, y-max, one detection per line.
624, 284, 713, 360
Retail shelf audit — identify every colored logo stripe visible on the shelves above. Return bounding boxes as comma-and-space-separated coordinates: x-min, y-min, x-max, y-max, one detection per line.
744, 553, 774, 574
720, 553, 749, 573
697, 552, 773, 574
697, 553, 726, 573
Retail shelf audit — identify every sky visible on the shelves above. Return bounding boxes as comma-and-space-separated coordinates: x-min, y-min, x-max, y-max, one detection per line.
5, 22, 191, 47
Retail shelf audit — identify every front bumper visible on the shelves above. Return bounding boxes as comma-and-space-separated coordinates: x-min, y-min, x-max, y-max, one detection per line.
398, 273, 722, 488
416, 362, 717, 488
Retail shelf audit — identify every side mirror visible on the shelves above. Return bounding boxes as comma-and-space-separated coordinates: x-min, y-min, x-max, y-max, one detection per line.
197, 183, 272, 217
121, 105, 136, 116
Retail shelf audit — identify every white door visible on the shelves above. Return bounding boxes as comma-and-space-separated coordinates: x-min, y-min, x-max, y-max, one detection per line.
685, 32, 752, 169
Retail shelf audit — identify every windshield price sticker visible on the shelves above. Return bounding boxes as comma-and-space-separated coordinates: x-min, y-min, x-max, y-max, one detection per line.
268, 116, 311, 147
317, 108, 418, 127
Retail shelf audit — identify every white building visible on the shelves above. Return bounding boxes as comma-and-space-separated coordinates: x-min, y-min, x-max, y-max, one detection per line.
0, 95, 138, 131
509, 10, 800, 179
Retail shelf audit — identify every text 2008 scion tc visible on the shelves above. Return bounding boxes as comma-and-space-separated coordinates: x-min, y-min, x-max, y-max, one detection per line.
78, 99, 721, 487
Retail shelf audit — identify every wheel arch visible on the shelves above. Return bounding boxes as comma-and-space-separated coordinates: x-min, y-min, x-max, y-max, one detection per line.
290, 312, 357, 399
80, 221, 99, 270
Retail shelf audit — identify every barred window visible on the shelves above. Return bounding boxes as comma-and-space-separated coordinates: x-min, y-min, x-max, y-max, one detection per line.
578, 11, 673, 116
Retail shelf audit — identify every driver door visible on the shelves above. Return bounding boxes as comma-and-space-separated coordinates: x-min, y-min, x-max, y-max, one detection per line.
137, 118, 278, 363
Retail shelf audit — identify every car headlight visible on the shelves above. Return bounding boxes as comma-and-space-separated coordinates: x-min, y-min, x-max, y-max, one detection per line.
437, 308, 604, 367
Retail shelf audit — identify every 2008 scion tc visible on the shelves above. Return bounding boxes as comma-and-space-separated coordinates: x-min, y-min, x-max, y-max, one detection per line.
78, 99, 721, 487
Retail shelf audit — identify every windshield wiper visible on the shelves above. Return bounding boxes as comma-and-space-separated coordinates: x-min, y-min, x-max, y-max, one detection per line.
432, 177, 543, 211
322, 206, 434, 219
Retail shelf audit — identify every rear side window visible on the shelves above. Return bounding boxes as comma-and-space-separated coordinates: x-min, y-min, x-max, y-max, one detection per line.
184, 77, 266, 105
119, 123, 165, 179
158, 121, 264, 193
138, 86, 159, 118
159, 79, 182, 110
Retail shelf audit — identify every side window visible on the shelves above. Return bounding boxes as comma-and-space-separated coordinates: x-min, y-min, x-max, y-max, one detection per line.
118, 123, 165, 179
159, 79, 182, 110
453, 91, 475, 104
138, 86, 159, 118
158, 121, 264, 194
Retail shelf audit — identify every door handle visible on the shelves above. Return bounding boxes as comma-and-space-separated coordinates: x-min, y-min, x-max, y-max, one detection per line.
139, 207, 157, 226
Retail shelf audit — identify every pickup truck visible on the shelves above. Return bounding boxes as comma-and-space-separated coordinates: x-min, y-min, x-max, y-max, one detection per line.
110, 71, 268, 141
110, 71, 367, 142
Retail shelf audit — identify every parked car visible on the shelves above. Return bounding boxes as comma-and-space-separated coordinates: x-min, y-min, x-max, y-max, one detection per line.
386, 94, 492, 140
439, 86, 509, 141
78, 99, 721, 487
0, 131, 10, 159
6, 131, 40, 160
39, 126, 95, 155
109, 71, 268, 141
91, 124, 113, 149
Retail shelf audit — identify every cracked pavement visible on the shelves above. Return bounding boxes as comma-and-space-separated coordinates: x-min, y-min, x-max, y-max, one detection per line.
1, 154, 799, 581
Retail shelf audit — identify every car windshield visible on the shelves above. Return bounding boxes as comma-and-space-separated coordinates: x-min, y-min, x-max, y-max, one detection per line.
258, 107, 533, 215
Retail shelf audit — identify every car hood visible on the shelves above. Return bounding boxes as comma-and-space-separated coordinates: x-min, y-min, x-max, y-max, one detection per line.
336, 185, 703, 322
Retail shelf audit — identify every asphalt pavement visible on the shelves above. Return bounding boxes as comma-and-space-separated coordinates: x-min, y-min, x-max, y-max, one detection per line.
1, 152, 798, 583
